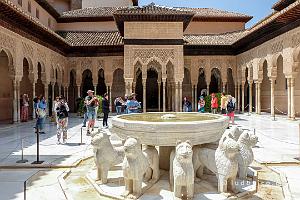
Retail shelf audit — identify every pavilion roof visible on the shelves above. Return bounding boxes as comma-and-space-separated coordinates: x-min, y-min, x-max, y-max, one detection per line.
272, 0, 296, 11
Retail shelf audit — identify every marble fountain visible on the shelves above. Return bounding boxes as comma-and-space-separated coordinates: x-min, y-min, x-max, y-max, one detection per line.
81, 113, 258, 200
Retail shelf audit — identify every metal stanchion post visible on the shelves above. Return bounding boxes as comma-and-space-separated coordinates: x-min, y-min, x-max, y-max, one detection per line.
16, 139, 28, 163
32, 128, 44, 164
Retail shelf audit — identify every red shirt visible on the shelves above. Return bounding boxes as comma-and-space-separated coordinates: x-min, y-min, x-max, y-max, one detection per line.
211, 97, 218, 108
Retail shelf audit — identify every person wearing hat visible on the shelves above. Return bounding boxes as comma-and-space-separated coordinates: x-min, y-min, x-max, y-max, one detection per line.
85, 90, 98, 135
102, 93, 110, 128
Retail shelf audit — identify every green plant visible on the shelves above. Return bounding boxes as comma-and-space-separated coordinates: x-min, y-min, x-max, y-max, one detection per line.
204, 93, 222, 112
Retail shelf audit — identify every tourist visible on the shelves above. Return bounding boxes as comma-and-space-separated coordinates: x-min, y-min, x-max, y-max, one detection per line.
227, 95, 235, 124
114, 96, 123, 115
183, 97, 192, 112
21, 94, 29, 122
34, 96, 47, 134
211, 93, 218, 114
198, 96, 205, 113
126, 93, 141, 113
56, 96, 69, 144
52, 96, 59, 124
85, 90, 98, 136
102, 93, 110, 128
123, 94, 129, 114
220, 92, 227, 115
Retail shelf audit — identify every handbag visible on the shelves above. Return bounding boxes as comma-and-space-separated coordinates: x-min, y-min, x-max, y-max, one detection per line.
37, 108, 46, 118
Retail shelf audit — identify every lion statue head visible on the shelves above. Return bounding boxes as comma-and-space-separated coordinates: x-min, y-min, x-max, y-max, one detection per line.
91, 130, 110, 149
175, 140, 193, 163
123, 137, 141, 159
220, 137, 239, 159
238, 130, 258, 147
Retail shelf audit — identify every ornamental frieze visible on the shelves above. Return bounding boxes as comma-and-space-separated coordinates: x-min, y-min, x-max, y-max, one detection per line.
0, 33, 15, 54
22, 42, 34, 58
271, 40, 283, 54
81, 58, 93, 71
291, 32, 300, 48
133, 48, 175, 64
209, 59, 221, 69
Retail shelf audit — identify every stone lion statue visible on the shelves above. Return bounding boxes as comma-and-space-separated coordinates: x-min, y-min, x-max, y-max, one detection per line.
237, 130, 258, 179
193, 135, 239, 193
91, 129, 124, 184
122, 137, 159, 200
170, 140, 194, 199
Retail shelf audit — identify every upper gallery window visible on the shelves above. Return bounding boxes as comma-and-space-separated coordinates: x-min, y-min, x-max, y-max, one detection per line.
28, 1, 31, 13
18, 0, 22, 6
36, 8, 39, 19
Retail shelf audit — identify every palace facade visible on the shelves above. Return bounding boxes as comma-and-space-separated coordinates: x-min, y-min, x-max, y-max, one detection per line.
0, 0, 300, 123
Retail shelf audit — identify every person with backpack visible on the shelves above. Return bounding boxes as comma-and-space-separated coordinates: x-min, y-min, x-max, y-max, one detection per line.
56, 96, 69, 144
227, 95, 235, 124
102, 93, 110, 128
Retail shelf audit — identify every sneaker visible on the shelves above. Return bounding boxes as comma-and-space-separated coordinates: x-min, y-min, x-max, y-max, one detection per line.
57, 140, 61, 145
82, 125, 86, 127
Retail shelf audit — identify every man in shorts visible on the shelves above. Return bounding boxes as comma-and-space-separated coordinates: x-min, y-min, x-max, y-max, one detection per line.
85, 90, 98, 136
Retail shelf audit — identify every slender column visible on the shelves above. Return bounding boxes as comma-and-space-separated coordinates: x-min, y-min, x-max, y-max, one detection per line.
207, 84, 210, 96
158, 82, 161, 112
287, 78, 291, 118
237, 84, 241, 112
195, 85, 198, 111
58, 85, 62, 96
109, 86, 112, 112
162, 80, 166, 112
94, 85, 97, 95
234, 85, 238, 109
44, 84, 49, 115
32, 82, 36, 119
175, 82, 179, 112
257, 82, 261, 114
222, 82, 226, 93
270, 78, 275, 117
291, 78, 295, 119
241, 82, 245, 113
249, 81, 253, 113
132, 82, 136, 94
77, 85, 81, 98
191, 85, 194, 111
255, 82, 258, 114
13, 80, 18, 122
143, 79, 147, 113
179, 82, 183, 112
17, 81, 21, 122
52, 83, 55, 99
65, 86, 68, 102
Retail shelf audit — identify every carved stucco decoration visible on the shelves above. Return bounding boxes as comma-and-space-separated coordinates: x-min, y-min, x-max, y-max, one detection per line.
0, 33, 15, 55
291, 32, 300, 48
81, 58, 93, 72
210, 59, 221, 69
133, 48, 175, 65
112, 59, 123, 71
271, 40, 283, 54
22, 42, 34, 58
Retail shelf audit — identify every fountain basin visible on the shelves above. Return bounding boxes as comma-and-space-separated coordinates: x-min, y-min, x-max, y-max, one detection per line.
111, 112, 229, 146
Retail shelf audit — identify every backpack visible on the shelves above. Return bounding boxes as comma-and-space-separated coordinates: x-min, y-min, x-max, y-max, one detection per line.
227, 100, 235, 113
57, 104, 68, 119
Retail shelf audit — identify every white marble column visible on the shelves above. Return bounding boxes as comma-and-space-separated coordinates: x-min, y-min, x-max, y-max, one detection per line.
191, 85, 194, 111
65, 86, 68, 102
270, 78, 275, 117
175, 82, 179, 112
58, 85, 62, 96
241, 82, 245, 113
77, 85, 81, 98
162, 80, 166, 112
13, 80, 18, 123
109, 86, 112, 112
44, 84, 49, 116
237, 84, 241, 112
257, 82, 261, 115
52, 83, 55, 99
291, 78, 295, 119
234, 85, 238, 109
158, 82, 161, 112
207, 84, 210, 96
143, 79, 147, 113
255, 82, 258, 114
17, 81, 21, 122
32, 82, 36, 119
222, 82, 226, 93
94, 85, 97, 95
195, 85, 198, 111
179, 82, 183, 112
249, 81, 253, 113
287, 78, 291, 118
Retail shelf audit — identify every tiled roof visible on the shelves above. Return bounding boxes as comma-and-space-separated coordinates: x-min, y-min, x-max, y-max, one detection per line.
114, 3, 194, 15
56, 31, 123, 46
60, 4, 251, 21
184, 31, 249, 45
60, 7, 122, 18
272, 0, 296, 11
179, 7, 252, 20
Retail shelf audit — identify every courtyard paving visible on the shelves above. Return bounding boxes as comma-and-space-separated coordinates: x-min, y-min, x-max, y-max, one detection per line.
0, 113, 298, 199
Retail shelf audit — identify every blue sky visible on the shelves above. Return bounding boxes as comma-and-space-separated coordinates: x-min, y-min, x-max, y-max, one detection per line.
139, 0, 278, 28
